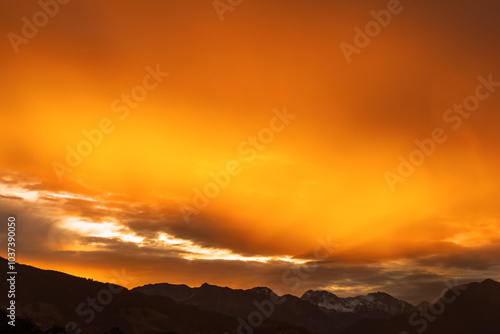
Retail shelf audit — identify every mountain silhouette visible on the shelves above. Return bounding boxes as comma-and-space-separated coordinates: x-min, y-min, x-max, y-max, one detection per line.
134, 282, 339, 334
0, 257, 311, 334
301, 289, 414, 331
340, 278, 500, 334
2, 256, 500, 334
133, 282, 412, 333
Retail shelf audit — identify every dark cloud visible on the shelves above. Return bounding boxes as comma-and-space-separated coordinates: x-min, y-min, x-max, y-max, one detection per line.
416, 242, 500, 271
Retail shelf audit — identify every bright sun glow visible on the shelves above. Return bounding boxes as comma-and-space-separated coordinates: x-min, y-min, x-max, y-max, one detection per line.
62, 217, 144, 244
156, 233, 308, 264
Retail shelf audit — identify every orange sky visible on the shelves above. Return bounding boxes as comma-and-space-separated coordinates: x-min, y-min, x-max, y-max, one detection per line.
1, 0, 500, 304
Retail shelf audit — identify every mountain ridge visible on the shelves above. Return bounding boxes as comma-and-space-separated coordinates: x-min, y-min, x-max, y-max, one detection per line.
0, 257, 312, 334
340, 278, 500, 334
2, 257, 500, 334
301, 289, 413, 315
133, 281, 414, 333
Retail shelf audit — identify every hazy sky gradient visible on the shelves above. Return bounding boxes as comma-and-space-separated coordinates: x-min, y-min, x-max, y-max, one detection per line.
1, 0, 500, 304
